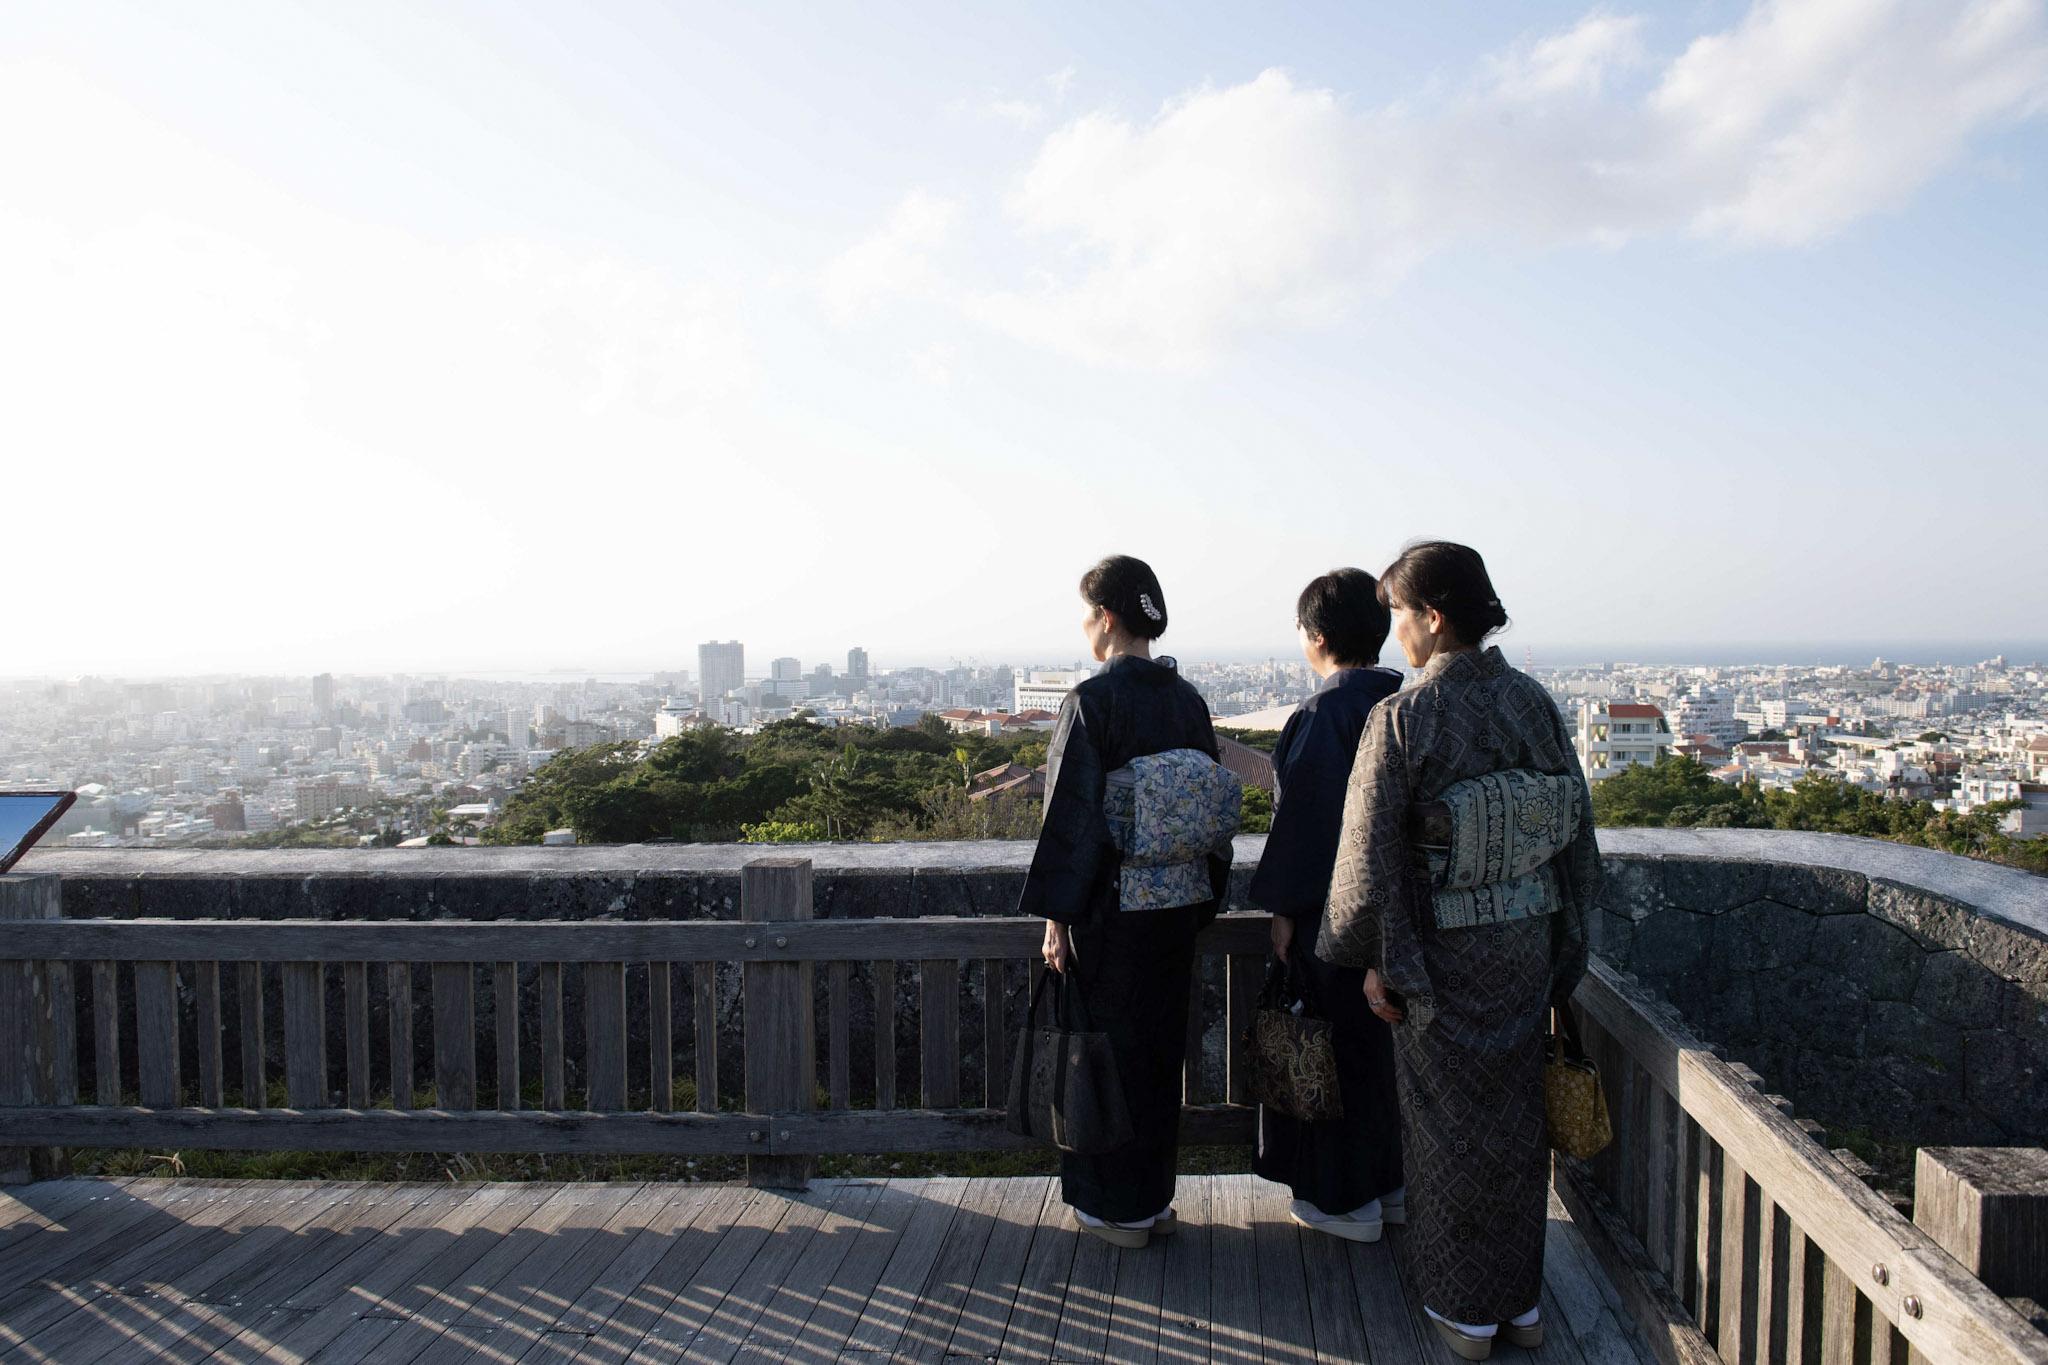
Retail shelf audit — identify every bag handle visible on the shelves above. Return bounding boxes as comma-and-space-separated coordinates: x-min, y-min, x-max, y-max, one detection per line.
1550, 1000, 1589, 1062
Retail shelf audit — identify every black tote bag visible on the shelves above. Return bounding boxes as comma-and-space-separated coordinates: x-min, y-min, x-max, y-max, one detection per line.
1004, 968, 1135, 1155
1243, 955, 1344, 1122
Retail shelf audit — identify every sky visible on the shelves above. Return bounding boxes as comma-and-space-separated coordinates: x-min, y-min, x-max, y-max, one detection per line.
5, 0, 2046, 677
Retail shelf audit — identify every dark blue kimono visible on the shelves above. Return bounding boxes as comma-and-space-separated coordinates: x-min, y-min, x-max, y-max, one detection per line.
1248, 666, 1406, 1215
1018, 654, 1225, 1222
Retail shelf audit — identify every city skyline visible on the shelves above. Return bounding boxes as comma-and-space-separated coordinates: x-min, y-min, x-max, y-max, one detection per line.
7, 1, 2046, 677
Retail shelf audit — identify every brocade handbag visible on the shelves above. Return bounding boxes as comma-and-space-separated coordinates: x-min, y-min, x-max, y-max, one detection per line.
1243, 955, 1344, 1123
1545, 1003, 1613, 1160
1004, 969, 1135, 1155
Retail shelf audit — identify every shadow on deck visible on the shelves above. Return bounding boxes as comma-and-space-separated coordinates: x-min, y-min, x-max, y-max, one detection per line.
0, 1174, 1654, 1364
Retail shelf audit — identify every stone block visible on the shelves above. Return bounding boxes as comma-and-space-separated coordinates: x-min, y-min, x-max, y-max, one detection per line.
1629, 909, 1710, 985
1713, 899, 1816, 975
1867, 1000, 1963, 1072
1590, 908, 1634, 968
1811, 913, 1925, 1003
1967, 918, 2048, 985
1867, 880, 1975, 952
1599, 857, 1668, 922
1762, 966, 1868, 1056
1913, 950, 2008, 1030
1767, 863, 1868, 916
1662, 857, 1770, 914
1965, 1028, 2048, 1137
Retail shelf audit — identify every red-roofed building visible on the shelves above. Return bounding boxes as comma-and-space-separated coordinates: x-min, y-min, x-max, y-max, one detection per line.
1575, 700, 1674, 782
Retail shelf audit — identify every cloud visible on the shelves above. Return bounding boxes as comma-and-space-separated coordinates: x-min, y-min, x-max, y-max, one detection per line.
835, 0, 2048, 369
820, 189, 960, 321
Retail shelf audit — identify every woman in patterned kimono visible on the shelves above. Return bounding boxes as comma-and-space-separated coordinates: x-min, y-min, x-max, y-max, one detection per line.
1019, 555, 1230, 1250
1249, 569, 1407, 1241
1319, 542, 1601, 1361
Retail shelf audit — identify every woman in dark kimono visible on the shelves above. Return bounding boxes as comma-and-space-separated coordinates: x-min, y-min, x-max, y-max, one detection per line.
1249, 569, 1407, 1241
1320, 542, 1601, 1362
1019, 554, 1230, 1250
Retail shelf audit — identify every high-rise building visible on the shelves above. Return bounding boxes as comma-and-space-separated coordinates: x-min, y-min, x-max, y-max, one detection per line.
847, 647, 870, 686
504, 709, 531, 749
1014, 669, 1088, 714
699, 641, 745, 706
768, 657, 807, 701
311, 673, 335, 719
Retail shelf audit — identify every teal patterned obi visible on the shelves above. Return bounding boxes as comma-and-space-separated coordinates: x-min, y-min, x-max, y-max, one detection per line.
1103, 748, 1243, 911
1424, 769, 1583, 931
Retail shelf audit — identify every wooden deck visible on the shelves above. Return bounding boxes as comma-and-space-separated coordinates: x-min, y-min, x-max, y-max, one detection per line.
0, 1175, 1654, 1364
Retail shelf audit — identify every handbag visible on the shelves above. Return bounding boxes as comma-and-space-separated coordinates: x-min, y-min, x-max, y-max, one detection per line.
1545, 1003, 1613, 1160
1004, 968, 1135, 1155
1243, 955, 1344, 1122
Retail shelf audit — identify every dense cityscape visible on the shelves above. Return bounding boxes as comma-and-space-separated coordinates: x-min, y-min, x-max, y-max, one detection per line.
4, 644, 2044, 850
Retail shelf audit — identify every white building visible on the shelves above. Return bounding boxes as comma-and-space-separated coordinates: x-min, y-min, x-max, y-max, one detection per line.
654, 698, 696, 738
768, 657, 808, 701
698, 640, 745, 706
1577, 701, 1675, 781
1013, 669, 1090, 715
1671, 693, 1741, 747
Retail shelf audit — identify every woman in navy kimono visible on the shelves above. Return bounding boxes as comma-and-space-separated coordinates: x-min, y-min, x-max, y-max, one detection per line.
1249, 569, 1408, 1241
1019, 555, 1228, 1250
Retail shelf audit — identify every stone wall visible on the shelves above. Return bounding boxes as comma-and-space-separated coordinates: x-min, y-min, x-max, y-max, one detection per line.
1590, 830, 2048, 1147
20, 832, 2048, 1147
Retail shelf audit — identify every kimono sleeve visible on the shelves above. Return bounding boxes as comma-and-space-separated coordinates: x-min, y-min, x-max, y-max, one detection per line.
1316, 701, 1437, 1030
1249, 709, 1345, 922
1016, 693, 1112, 925
1546, 701, 1603, 1001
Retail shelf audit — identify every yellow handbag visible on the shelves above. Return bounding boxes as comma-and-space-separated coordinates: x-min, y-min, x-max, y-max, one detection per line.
1545, 1005, 1612, 1160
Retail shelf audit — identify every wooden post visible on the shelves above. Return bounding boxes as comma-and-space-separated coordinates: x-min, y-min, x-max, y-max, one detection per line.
1915, 1148, 2048, 1309
0, 873, 65, 1181
742, 858, 813, 1189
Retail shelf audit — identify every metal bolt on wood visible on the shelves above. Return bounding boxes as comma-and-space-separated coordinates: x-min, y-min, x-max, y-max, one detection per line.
1904, 1296, 1923, 1318
1873, 1263, 1889, 1286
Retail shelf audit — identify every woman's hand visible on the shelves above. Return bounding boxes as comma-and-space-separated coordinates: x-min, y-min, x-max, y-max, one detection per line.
1364, 968, 1405, 1024
1269, 915, 1295, 963
1042, 920, 1074, 974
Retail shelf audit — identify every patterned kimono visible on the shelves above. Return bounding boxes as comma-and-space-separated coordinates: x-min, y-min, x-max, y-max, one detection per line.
1318, 646, 1601, 1325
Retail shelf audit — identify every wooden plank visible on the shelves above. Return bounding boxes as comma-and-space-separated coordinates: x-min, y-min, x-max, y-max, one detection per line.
1758, 1194, 1787, 1365
92, 959, 121, 1106
840, 1176, 970, 1357
0, 873, 60, 1184
691, 960, 715, 1114
784, 1178, 933, 1359
827, 960, 851, 1110
385, 960, 412, 1108
1544, 1186, 1656, 1365
894, 1174, 1008, 1361
993, 1174, 1078, 1362
539, 1181, 719, 1335
1208, 1172, 1261, 1363
732, 1180, 891, 1363
1698, 1134, 1722, 1338
1552, 1159, 1724, 1365
943, 1177, 1052, 1361
873, 959, 897, 1111
919, 958, 960, 1109
432, 960, 476, 1110
1156, 1176, 1215, 1365
1644, 1078, 1677, 1284
1248, 1174, 1318, 1363
540, 960, 566, 1111
572, 1184, 760, 1361
1101, 1185, 1170, 1365
0, 910, 1277, 963
1183, 956, 1206, 1104
1821, 1258, 1858, 1365
583, 961, 627, 1111
344, 960, 372, 1109
1722, 1154, 1761, 1363
1053, 1189, 1124, 1364
0, 1179, 154, 1290
1225, 952, 1260, 1106
981, 957, 1006, 1111
495, 960, 520, 1110
132, 959, 181, 1107
648, 960, 672, 1112
1787, 1220, 1823, 1365
283, 960, 327, 1108
191, 960, 222, 1109
1576, 960, 2048, 1365
0, 1099, 1253, 1155
236, 961, 268, 1108
1914, 1147, 2048, 1298
741, 858, 814, 1187
633, 1188, 821, 1362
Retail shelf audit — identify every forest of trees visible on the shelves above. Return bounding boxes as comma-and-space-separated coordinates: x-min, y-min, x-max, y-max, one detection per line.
1589, 754, 2047, 876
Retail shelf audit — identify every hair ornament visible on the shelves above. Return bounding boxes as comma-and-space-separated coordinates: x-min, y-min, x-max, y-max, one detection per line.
1137, 592, 1163, 621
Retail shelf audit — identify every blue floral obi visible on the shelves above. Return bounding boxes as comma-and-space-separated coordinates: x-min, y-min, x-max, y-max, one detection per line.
1103, 748, 1243, 911
1423, 768, 1583, 931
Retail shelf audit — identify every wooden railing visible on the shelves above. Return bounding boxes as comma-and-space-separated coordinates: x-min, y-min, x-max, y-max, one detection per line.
0, 861, 1266, 1183
1563, 959, 2048, 1365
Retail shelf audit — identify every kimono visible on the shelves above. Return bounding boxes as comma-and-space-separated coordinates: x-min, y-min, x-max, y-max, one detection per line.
1319, 646, 1601, 1325
1018, 654, 1228, 1222
1247, 666, 1406, 1215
